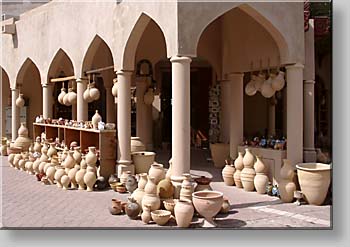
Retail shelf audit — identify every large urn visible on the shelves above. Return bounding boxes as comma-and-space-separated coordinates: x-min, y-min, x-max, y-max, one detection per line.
233, 152, 244, 188
241, 149, 256, 191
278, 159, 296, 203
254, 156, 269, 194
132, 151, 155, 174
148, 163, 165, 184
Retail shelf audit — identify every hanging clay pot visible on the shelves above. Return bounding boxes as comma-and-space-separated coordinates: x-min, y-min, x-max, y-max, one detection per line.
58, 87, 66, 105
83, 85, 93, 103
16, 93, 25, 108
91, 111, 101, 130
174, 199, 194, 228
67, 88, 77, 105
112, 78, 118, 97
271, 71, 285, 91
85, 146, 97, 165
261, 77, 275, 98
222, 164, 235, 186
89, 82, 100, 101
148, 163, 165, 184
125, 197, 141, 220
245, 81, 257, 96
63, 92, 71, 106
143, 88, 155, 105
234, 152, 244, 188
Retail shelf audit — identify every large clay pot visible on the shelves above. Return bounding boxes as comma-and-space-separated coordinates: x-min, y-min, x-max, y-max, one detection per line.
157, 177, 174, 199
210, 143, 230, 168
174, 200, 194, 228
132, 151, 155, 174
254, 156, 269, 194
148, 163, 165, 184
68, 165, 79, 189
89, 83, 100, 101
84, 171, 96, 192
58, 88, 66, 105
61, 175, 71, 190
142, 194, 161, 211
296, 163, 331, 206
83, 86, 93, 103
278, 159, 296, 203
54, 166, 66, 188
67, 88, 77, 105
222, 164, 235, 186
125, 197, 141, 220
131, 137, 146, 153
241, 167, 256, 192
144, 176, 157, 194
75, 166, 87, 190
91, 111, 101, 130
85, 146, 97, 165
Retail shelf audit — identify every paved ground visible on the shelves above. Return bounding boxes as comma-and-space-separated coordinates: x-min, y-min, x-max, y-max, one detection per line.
0, 148, 331, 229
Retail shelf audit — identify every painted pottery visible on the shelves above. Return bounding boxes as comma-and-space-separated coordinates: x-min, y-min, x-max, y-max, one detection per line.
296, 163, 331, 206
174, 199, 194, 228
85, 146, 97, 165
125, 197, 141, 220
125, 174, 138, 193
84, 171, 97, 192
222, 164, 235, 186
278, 159, 296, 203
131, 137, 146, 153
132, 151, 155, 174
148, 163, 165, 184
141, 204, 152, 224
209, 143, 230, 168
157, 177, 174, 199
61, 175, 71, 190
142, 194, 161, 211
91, 111, 101, 129
192, 191, 224, 227
151, 210, 171, 226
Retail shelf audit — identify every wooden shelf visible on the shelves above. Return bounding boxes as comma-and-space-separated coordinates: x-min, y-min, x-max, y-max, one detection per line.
33, 123, 117, 178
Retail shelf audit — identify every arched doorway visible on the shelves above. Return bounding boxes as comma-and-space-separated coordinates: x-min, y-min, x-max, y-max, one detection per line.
47, 49, 75, 120
16, 58, 42, 138
1, 67, 11, 139
81, 35, 114, 123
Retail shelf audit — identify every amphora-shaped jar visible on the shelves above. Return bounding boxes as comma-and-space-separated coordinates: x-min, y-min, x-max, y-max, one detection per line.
233, 152, 244, 188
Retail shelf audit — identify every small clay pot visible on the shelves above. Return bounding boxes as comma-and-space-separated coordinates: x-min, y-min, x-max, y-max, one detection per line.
125, 197, 141, 220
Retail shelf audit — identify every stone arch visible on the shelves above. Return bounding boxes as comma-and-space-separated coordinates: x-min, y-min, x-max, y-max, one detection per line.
47, 48, 75, 81
16, 58, 41, 88
121, 12, 168, 71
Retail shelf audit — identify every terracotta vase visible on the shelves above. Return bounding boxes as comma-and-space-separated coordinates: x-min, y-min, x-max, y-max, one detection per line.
296, 163, 331, 206
84, 171, 96, 192
141, 204, 152, 224
61, 175, 71, 190
142, 194, 161, 211
131, 137, 146, 153
278, 159, 296, 203
157, 177, 174, 199
75, 166, 87, 190
254, 156, 269, 194
14, 123, 31, 151
72, 147, 82, 163
91, 111, 101, 129
210, 143, 230, 168
144, 176, 157, 194
32, 158, 41, 174
54, 166, 66, 188
47, 143, 57, 158
68, 165, 79, 189
16, 94, 25, 108
8, 153, 15, 166
174, 199, 194, 228
89, 83, 100, 101
233, 152, 244, 188
125, 197, 141, 220
85, 146, 97, 165
148, 163, 165, 184
222, 164, 235, 186
125, 174, 138, 193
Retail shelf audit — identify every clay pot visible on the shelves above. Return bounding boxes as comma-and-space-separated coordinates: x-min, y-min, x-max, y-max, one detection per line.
241, 167, 256, 192
68, 165, 79, 189
142, 194, 161, 211
157, 177, 174, 199
8, 153, 15, 166
243, 148, 254, 168
46, 166, 56, 184
40, 149, 49, 162
132, 151, 155, 174
84, 171, 97, 192
16, 94, 25, 108
91, 111, 101, 130
73, 147, 82, 164
125, 197, 141, 220
131, 188, 146, 208
141, 204, 152, 224
220, 198, 230, 214
32, 158, 41, 174
151, 210, 171, 226
75, 166, 87, 190
54, 166, 66, 188
112, 78, 118, 97
174, 199, 194, 228
125, 174, 138, 193
63, 151, 75, 170
120, 171, 132, 185
163, 198, 178, 215
89, 83, 100, 101
63, 93, 71, 106
61, 175, 71, 190
85, 146, 97, 165
14, 123, 31, 151
67, 88, 77, 105
58, 88, 66, 105
137, 173, 148, 190
271, 71, 285, 91
180, 173, 193, 202
131, 137, 146, 153
261, 77, 275, 98
210, 143, 230, 168
95, 176, 107, 190
13, 153, 22, 169
19, 159, 26, 171
296, 163, 331, 206
278, 159, 296, 203
148, 163, 165, 184
83, 86, 93, 103
222, 164, 235, 186
254, 174, 269, 194
108, 173, 119, 187
144, 176, 157, 194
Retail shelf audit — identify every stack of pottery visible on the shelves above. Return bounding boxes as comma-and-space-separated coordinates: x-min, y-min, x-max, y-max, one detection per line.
76, 156, 87, 190
222, 160, 235, 186
278, 159, 296, 203
142, 176, 160, 211
131, 173, 147, 207
233, 152, 244, 188
253, 156, 269, 194
13, 123, 31, 152
84, 147, 98, 192
240, 148, 256, 191
179, 174, 194, 202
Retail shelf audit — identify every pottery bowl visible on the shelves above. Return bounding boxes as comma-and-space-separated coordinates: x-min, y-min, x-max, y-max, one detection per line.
192, 191, 223, 220
163, 199, 178, 214
151, 210, 171, 226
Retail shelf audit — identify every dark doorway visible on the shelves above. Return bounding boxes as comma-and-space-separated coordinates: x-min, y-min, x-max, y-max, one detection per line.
88, 76, 106, 122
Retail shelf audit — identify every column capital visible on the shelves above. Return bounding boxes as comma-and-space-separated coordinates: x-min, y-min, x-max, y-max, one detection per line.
10, 88, 18, 92
304, 80, 315, 85
170, 55, 192, 64
42, 83, 54, 88
116, 70, 133, 76
285, 63, 304, 70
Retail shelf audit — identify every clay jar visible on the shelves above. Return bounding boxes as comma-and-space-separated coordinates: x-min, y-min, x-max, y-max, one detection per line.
63, 151, 75, 172
84, 169, 97, 192
40, 149, 49, 162
32, 158, 41, 174
233, 152, 244, 188
157, 176, 174, 199
75, 161, 87, 190
144, 176, 157, 194
254, 156, 269, 194
180, 174, 193, 202
68, 164, 80, 189
222, 164, 235, 186
141, 204, 152, 224
125, 174, 138, 193
61, 175, 71, 190
148, 163, 166, 184
85, 147, 97, 165
120, 171, 132, 185
91, 110, 102, 130
278, 159, 296, 203
131, 173, 147, 207
14, 123, 31, 151
142, 194, 161, 211
125, 197, 141, 220
174, 199, 194, 228
46, 166, 56, 184
73, 147, 82, 164
47, 143, 57, 158
109, 199, 123, 215
54, 166, 66, 188
241, 149, 256, 191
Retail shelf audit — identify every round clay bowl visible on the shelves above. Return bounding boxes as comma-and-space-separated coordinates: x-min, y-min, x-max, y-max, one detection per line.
192, 191, 223, 220
296, 163, 331, 206
163, 199, 178, 214
151, 210, 171, 226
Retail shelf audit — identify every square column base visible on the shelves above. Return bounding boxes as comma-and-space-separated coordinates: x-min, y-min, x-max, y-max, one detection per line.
116, 160, 135, 178
303, 148, 317, 162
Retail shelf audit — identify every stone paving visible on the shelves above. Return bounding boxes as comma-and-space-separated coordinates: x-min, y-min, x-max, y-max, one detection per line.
0, 148, 331, 229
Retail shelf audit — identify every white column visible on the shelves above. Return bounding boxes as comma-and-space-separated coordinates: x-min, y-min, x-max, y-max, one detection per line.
268, 96, 276, 136
170, 56, 191, 197
76, 78, 88, 122
106, 85, 115, 123
286, 63, 304, 167
42, 83, 53, 119
227, 73, 244, 159
116, 70, 134, 177
136, 79, 153, 150
303, 80, 316, 162
11, 88, 20, 141
220, 79, 231, 143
